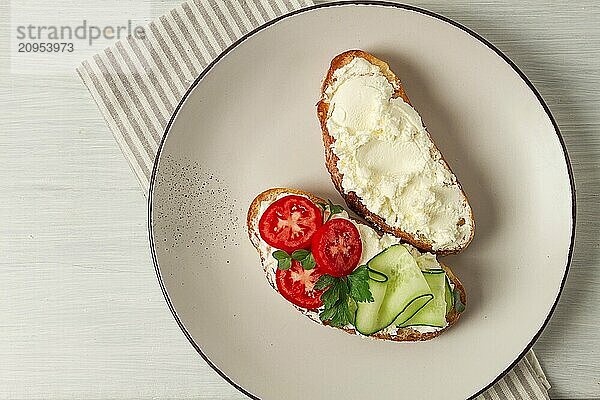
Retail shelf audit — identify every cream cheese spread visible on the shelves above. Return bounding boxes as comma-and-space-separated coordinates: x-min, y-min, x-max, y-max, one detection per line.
324, 57, 473, 251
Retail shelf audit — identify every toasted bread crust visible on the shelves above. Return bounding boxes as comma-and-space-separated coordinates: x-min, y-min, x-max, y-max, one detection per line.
317, 50, 475, 255
247, 188, 466, 342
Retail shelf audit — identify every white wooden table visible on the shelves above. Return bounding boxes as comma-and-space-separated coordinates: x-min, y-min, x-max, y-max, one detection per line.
1, 1, 598, 398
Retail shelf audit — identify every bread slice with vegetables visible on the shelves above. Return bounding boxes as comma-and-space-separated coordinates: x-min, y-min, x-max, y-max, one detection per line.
247, 188, 466, 342
317, 50, 475, 254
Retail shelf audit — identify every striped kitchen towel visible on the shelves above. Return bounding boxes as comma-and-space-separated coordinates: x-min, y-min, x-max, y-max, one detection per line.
76, 1, 551, 399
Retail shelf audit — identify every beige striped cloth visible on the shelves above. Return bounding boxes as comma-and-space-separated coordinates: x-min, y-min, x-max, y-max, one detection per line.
76, 1, 552, 399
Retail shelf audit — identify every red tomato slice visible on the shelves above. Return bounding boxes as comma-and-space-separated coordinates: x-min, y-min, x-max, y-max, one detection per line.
276, 261, 325, 309
312, 218, 362, 277
258, 195, 323, 253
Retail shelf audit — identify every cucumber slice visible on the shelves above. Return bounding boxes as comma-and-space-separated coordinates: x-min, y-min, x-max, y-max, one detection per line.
398, 270, 447, 328
355, 245, 433, 335
444, 275, 454, 315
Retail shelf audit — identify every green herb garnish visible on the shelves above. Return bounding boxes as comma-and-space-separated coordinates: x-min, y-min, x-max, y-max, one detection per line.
272, 250, 291, 270
317, 199, 345, 223
273, 249, 316, 270
346, 265, 374, 302
291, 249, 316, 270
314, 265, 374, 327
327, 199, 344, 218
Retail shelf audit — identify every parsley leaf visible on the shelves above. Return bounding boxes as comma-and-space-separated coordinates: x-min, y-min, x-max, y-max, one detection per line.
272, 250, 291, 270
319, 279, 352, 327
318, 199, 345, 222
327, 199, 344, 216
291, 249, 316, 270
327, 299, 354, 327
273, 250, 290, 260
320, 284, 340, 309
291, 249, 309, 260
314, 274, 336, 290
347, 265, 374, 303
316, 267, 374, 328
278, 258, 291, 270
302, 253, 316, 270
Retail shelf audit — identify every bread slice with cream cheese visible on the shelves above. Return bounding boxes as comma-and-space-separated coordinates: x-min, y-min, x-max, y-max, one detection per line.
247, 187, 466, 342
317, 50, 474, 254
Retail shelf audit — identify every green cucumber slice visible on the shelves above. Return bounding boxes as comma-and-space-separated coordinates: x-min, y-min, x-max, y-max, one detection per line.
398, 270, 447, 328
444, 275, 454, 315
355, 245, 433, 335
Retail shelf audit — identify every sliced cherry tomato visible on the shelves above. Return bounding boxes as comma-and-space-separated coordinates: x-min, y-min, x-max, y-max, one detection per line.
276, 261, 325, 309
258, 195, 323, 253
312, 218, 362, 277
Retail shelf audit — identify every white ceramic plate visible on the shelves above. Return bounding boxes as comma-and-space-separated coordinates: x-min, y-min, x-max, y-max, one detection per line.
149, 3, 574, 399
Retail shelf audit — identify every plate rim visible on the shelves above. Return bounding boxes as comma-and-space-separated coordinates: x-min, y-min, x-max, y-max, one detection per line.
148, 2, 576, 399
